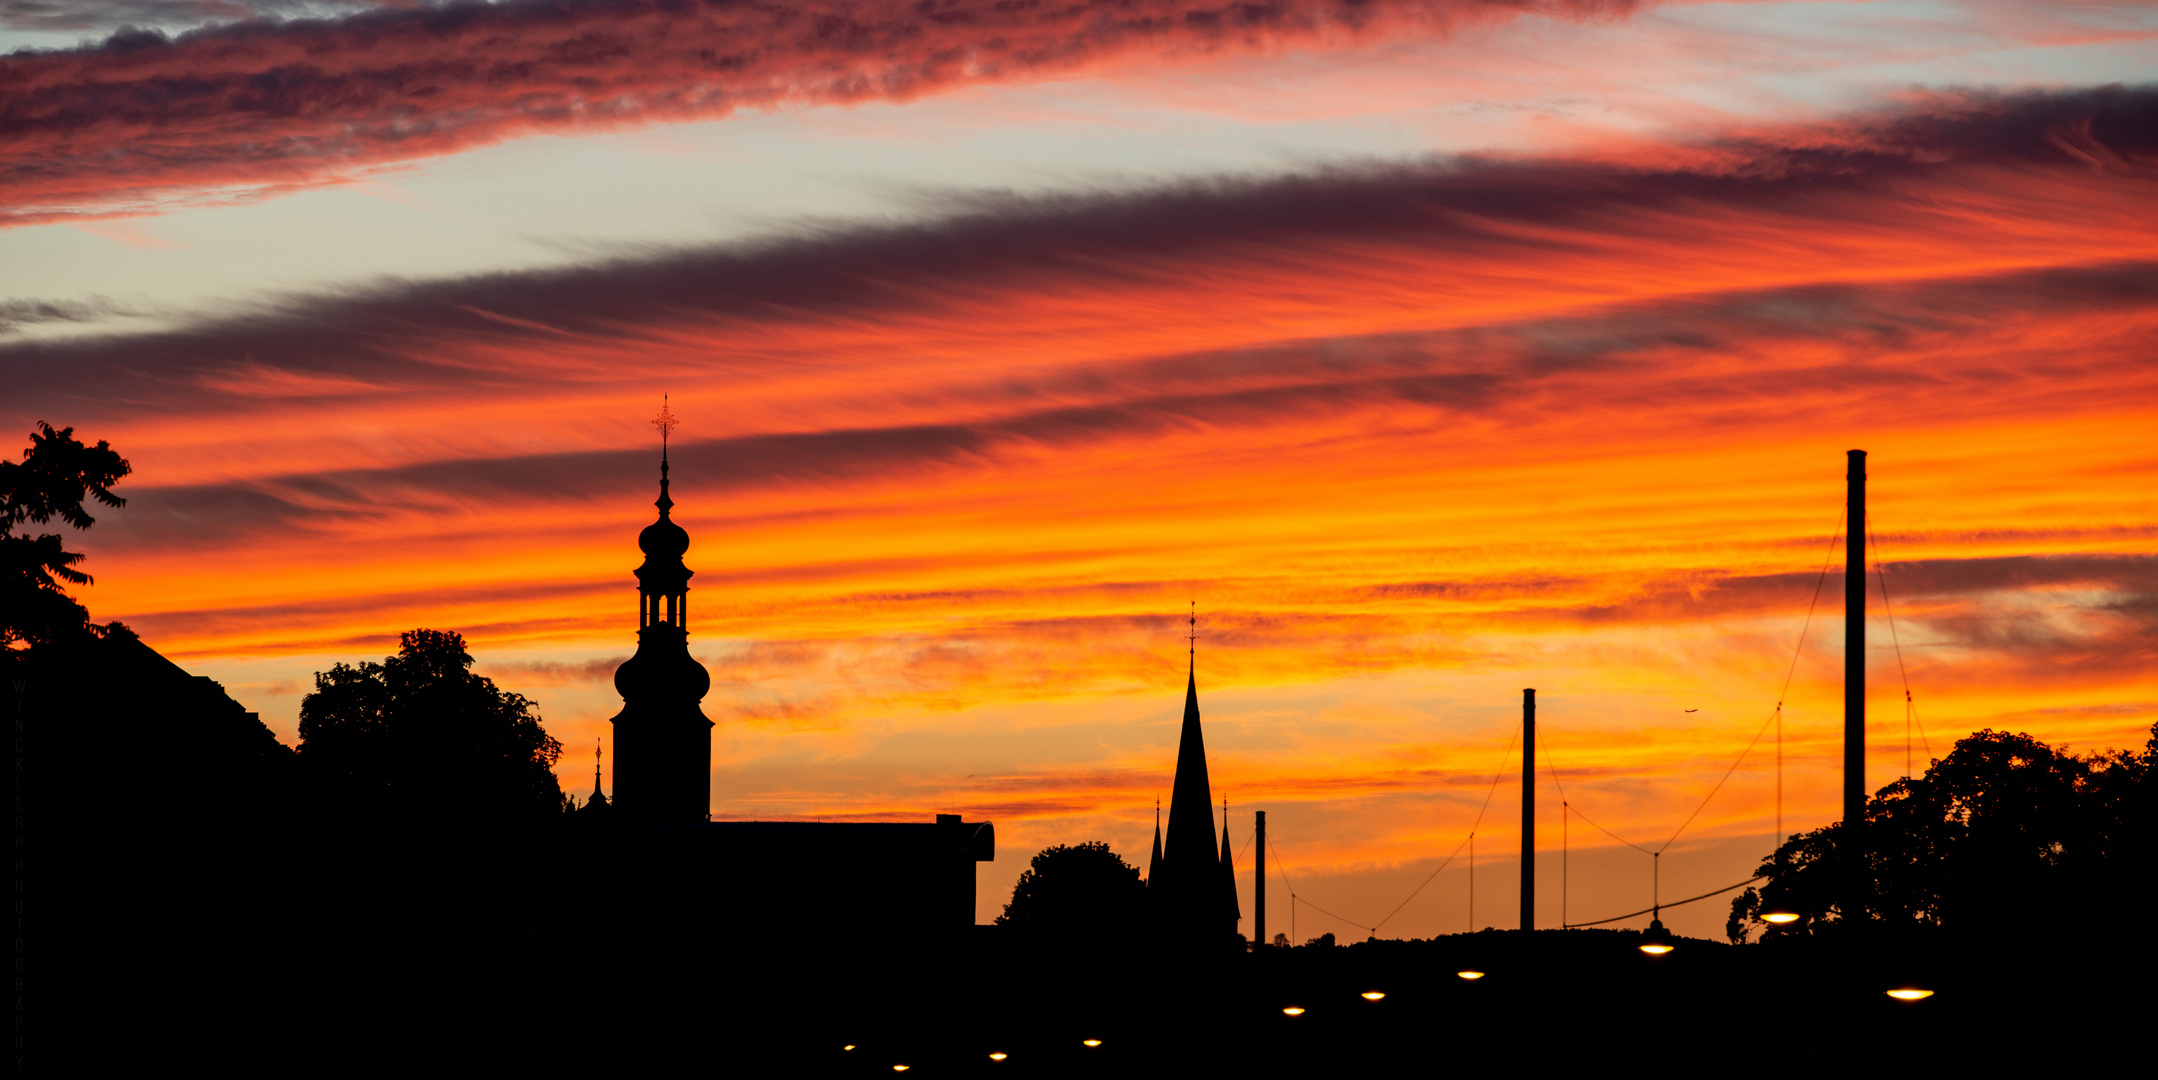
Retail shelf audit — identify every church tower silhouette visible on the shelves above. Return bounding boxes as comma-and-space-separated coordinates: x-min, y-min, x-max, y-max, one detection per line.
1152, 606, 1241, 945
609, 401, 713, 824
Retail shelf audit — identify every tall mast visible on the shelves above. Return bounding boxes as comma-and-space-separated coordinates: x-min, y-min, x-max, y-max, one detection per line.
1845, 449, 1867, 920
1520, 688, 1535, 932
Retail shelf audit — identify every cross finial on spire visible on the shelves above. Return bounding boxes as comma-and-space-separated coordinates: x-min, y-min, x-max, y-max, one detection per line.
653, 394, 679, 457
653, 395, 679, 443
651, 396, 679, 512
1188, 599, 1196, 671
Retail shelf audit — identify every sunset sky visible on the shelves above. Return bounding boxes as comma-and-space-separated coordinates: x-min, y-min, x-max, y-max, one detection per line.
4, 0, 2153, 942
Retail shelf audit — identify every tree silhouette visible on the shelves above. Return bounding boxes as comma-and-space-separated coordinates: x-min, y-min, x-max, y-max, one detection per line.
1732, 723, 2155, 940
995, 841, 1147, 940
299, 629, 565, 825
2, 422, 131, 649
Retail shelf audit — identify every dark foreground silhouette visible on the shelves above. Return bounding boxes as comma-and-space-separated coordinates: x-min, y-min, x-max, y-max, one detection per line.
26, 689, 2148, 1074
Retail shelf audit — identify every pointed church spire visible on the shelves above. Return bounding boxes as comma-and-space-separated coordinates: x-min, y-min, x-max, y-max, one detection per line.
1160, 602, 1236, 945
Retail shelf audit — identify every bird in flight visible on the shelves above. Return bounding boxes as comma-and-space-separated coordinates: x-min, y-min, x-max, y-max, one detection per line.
1683, 708, 1698, 713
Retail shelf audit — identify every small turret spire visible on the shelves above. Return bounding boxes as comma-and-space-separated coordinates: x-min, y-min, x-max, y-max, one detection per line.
1150, 797, 1164, 884
1221, 795, 1241, 923
580, 736, 610, 817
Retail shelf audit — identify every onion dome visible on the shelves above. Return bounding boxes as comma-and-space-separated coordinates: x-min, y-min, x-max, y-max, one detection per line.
613, 646, 712, 703
639, 513, 689, 558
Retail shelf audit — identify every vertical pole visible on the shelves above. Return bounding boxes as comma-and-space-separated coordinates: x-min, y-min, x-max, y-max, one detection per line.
1520, 688, 1536, 933
1255, 811, 1267, 948
1845, 449, 1867, 920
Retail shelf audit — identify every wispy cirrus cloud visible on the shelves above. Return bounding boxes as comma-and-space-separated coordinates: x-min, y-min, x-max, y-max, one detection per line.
0, 1, 395, 35
0, 294, 148, 332
0, 0, 1641, 224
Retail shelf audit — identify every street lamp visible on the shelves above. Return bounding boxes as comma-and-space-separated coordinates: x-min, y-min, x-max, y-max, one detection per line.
1637, 916, 1676, 955
1361, 991, 1386, 1001
1886, 988, 1935, 1002
1282, 1006, 1307, 1016
1636, 854, 1679, 955
1455, 969, 1486, 980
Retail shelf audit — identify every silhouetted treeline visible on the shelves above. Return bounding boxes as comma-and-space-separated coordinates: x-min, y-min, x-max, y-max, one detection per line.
994, 841, 1147, 942
1733, 723, 2156, 941
3, 421, 131, 650
8, 420, 295, 834
10, 423, 579, 1070
297, 628, 565, 825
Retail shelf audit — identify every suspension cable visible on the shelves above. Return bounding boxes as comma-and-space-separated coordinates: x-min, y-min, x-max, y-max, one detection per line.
1869, 515, 1931, 772
1272, 509, 1850, 939
1654, 508, 1844, 854
1367, 718, 1522, 934
1268, 835, 1297, 946
1269, 834, 1370, 940
1564, 876, 1764, 928
1541, 731, 1654, 854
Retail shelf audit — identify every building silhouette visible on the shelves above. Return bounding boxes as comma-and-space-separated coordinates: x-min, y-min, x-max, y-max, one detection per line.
593, 444, 993, 942
1150, 642, 1242, 946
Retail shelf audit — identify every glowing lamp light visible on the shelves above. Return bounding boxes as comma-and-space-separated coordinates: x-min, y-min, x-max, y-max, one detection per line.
1082, 1039, 1103, 1048
1759, 896, 1801, 925
1886, 989, 1935, 1002
1455, 970, 1486, 980
843, 1045, 856, 1052
1281, 1006, 1307, 1016
1361, 991, 1387, 1001
893, 1067, 910, 1073
989, 1052, 1009, 1061
1637, 918, 1677, 955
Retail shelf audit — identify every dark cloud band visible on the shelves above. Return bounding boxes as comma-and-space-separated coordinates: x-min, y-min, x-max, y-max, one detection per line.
0, 0, 1638, 223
